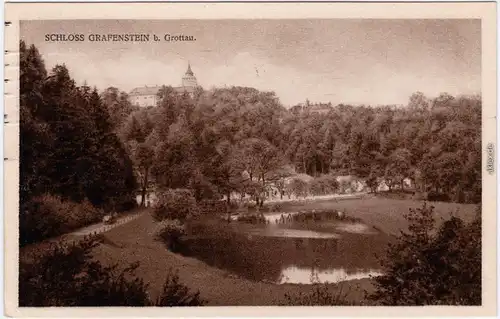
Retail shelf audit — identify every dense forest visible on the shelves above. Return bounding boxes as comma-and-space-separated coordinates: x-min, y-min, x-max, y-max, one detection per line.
119, 80, 482, 205
20, 41, 137, 244
20, 40, 481, 244
281, 94, 481, 203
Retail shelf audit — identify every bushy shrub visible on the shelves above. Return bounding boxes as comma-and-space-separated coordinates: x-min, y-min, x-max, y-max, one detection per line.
287, 178, 309, 198
198, 200, 228, 216
282, 284, 355, 306
242, 201, 258, 211
236, 213, 267, 224
19, 236, 149, 306
228, 200, 240, 210
153, 189, 199, 221
152, 220, 186, 251
309, 174, 339, 196
266, 203, 282, 212
426, 191, 451, 202
337, 180, 351, 194
257, 205, 271, 213
20, 236, 204, 306
154, 269, 204, 306
368, 204, 481, 305
65, 199, 104, 230
19, 194, 105, 246
115, 196, 138, 211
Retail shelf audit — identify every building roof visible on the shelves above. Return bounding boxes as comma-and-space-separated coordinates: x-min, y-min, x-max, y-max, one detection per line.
129, 85, 196, 96
129, 63, 197, 97
185, 63, 194, 76
129, 86, 162, 96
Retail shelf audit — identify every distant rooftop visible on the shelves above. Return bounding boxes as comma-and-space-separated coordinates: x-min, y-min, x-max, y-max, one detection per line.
130, 63, 198, 97
129, 85, 196, 96
185, 62, 194, 76
129, 86, 161, 96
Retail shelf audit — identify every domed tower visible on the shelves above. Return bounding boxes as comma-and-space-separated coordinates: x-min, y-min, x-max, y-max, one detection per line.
182, 62, 198, 88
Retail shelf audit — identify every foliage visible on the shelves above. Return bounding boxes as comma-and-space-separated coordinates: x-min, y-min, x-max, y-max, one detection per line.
19, 41, 52, 205
119, 108, 157, 206
154, 269, 205, 306
368, 204, 481, 305
20, 40, 137, 213
266, 203, 283, 212
197, 200, 229, 216
282, 95, 481, 203
20, 236, 150, 306
366, 173, 381, 193
309, 174, 340, 196
283, 284, 355, 306
150, 86, 286, 204
152, 219, 186, 251
134, 142, 155, 206
19, 194, 105, 246
236, 213, 267, 224
100, 86, 139, 130
287, 178, 310, 198
153, 189, 199, 221
21, 39, 480, 251
20, 236, 204, 306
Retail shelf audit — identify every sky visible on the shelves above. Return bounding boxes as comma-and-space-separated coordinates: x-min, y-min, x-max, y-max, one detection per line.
21, 19, 481, 107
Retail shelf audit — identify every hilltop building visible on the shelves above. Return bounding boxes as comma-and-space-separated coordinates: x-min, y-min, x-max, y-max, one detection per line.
291, 101, 333, 115
306, 102, 332, 114
129, 63, 199, 107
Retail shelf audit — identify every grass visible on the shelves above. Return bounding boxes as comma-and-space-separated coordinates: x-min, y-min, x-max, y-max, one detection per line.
87, 212, 371, 305
20, 196, 478, 306
275, 195, 478, 235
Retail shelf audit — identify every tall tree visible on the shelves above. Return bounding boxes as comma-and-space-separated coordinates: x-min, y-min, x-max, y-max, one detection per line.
21, 41, 137, 210
20, 41, 52, 202
101, 87, 138, 130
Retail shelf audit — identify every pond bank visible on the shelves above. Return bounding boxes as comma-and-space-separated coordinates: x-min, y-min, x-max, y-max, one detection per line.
91, 212, 374, 305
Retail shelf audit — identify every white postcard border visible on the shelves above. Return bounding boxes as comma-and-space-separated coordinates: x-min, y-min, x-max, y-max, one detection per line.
4, 2, 497, 317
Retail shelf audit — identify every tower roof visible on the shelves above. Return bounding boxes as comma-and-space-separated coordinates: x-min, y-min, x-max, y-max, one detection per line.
185, 62, 194, 76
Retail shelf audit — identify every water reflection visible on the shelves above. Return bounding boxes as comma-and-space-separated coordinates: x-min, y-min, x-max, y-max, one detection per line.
264, 212, 300, 224
245, 227, 340, 239
279, 266, 383, 284
231, 212, 301, 224
171, 221, 392, 285
334, 222, 377, 234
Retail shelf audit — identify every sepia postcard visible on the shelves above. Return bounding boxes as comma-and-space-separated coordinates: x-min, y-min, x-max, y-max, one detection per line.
3, 2, 498, 318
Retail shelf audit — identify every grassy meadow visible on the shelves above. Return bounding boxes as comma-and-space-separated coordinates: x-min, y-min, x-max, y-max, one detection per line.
276, 196, 479, 235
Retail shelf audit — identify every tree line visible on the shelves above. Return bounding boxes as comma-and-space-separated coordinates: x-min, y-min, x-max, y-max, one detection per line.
20, 41, 204, 307
20, 41, 137, 244
281, 93, 481, 203
19, 40, 482, 307
118, 84, 481, 206
20, 39, 481, 244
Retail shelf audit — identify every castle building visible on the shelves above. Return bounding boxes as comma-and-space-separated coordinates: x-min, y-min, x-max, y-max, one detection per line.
129, 63, 199, 107
291, 101, 333, 115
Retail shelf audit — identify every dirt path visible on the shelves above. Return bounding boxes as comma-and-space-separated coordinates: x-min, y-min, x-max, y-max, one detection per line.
91, 212, 373, 306
69, 211, 143, 237
20, 210, 144, 262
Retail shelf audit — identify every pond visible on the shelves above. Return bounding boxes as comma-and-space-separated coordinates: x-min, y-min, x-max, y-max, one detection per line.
168, 216, 392, 285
